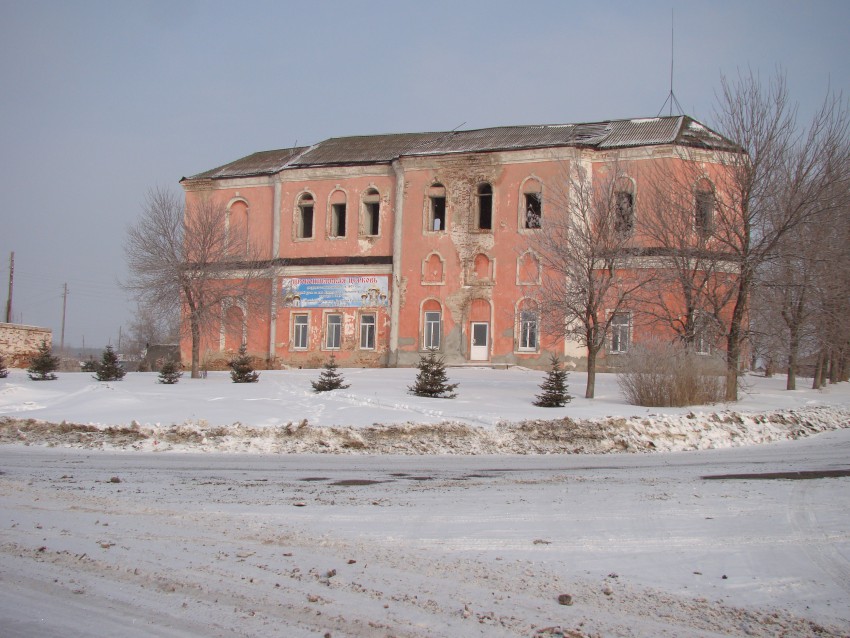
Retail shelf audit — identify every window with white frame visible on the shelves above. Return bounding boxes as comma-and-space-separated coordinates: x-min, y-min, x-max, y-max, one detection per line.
292, 314, 309, 350
694, 311, 715, 355
424, 310, 441, 350
518, 309, 538, 351
610, 312, 630, 354
360, 313, 376, 350
325, 313, 342, 349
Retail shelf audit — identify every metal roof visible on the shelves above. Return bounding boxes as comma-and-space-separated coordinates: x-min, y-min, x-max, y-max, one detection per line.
185, 116, 737, 181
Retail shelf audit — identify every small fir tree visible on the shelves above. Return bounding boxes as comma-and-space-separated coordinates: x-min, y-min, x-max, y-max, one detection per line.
94, 345, 126, 381
27, 340, 60, 381
0, 354, 8, 379
158, 359, 183, 384
311, 353, 350, 392
409, 349, 458, 399
229, 345, 259, 383
534, 354, 572, 407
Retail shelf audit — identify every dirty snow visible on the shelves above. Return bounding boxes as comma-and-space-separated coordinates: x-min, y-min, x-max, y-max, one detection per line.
1, 368, 849, 637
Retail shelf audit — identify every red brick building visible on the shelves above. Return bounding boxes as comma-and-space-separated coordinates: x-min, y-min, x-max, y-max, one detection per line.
180, 116, 737, 369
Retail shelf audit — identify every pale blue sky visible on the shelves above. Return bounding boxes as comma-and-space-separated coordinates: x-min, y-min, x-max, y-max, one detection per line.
1, 0, 848, 349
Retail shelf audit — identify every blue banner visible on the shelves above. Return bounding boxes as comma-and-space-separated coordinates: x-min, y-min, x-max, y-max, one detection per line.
281, 275, 389, 308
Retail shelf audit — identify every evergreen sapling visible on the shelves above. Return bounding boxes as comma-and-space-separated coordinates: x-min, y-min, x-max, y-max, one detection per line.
229, 345, 259, 383
311, 354, 350, 392
158, 359, 183, 384
534, 354, 572, 407
27, 340, 60, 381
409, 349, 458, 398
94, 345, 126, 381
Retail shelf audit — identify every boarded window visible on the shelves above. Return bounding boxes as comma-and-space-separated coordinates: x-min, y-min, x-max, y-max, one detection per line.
695, 187, 715, 236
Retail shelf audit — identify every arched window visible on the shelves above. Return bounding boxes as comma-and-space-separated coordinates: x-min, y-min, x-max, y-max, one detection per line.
516, 299, 539, 352
522, 178, 542, 229
296, 193, 314, 239
614, 177, 635, 235
694, 179, 715, 237
475, 183, 493, 230
362, 188, 381, 236
221, 299, 246, 352
428, 183, 447, 232
226, 198, 249, 255
422, 299, 442, 350
329, 190, 347, 238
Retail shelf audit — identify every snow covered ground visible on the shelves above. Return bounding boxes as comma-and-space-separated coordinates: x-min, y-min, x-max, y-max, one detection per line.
1, 368, 850, 637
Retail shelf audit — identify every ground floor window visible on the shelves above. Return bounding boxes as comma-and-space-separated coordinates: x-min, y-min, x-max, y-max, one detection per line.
424, 310, 441, 350
325, 313, 342, 349
518, 310, 538, 351
610, 312, 630, 354
292, 314, 309, 350
360, 313, 376, 350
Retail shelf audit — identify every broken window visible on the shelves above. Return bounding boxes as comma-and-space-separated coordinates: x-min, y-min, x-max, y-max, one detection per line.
610, 312, 631, 354
476, 183, 493, 230
518, 309, 538, 351
293, 314, 309, 350
325, 314, 342, 349
429, 183, 446, 232
331, 203, 347, 237
424, 310, 441, 350
695, 187, 715, 237
360, 314, 376, 350
615, 191, 635, 234
522, 179, 542, 229
362, 188, 380, 236
297, 194, 314, 239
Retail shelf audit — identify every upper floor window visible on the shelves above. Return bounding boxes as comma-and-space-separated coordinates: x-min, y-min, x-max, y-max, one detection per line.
615, 191, 634, 234
297, 193, 314, 239
476, 183, 493, 230
428, 183, 447, 232
522, 179, 542, 229
329, 190, 346, 238
695, 181, 715, 237
362, 188, 381, 236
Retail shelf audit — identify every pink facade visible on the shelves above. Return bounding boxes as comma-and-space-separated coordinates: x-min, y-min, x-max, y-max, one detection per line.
180, 117, 738, 369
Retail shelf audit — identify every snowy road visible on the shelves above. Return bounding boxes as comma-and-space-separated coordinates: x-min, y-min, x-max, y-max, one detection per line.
2, 431, 850, 637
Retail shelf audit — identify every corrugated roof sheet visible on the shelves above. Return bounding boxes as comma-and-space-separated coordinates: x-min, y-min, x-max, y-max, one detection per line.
189, 147, 308, 180
186, 116, 736, 180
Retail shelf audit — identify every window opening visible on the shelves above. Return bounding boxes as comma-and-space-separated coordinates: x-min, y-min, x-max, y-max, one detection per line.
429, 184, 446, 231
325, 314, 342, 349
615, 191, 634, 234
519, 310, 538, 351
362, 189, 380, 236
610, 312, 630, 353
360, 314, 376, 350
695, 189, 715, 236
331, 203, 346, 237
297, 194, 314, 239
293, 314, 309, 350
477, 183, 493, 230
524, 192, 541, 228
424, 311, 441, 349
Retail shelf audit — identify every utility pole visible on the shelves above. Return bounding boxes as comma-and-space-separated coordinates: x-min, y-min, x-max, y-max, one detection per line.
60, 283, 68, 356
4, 251, 13, 323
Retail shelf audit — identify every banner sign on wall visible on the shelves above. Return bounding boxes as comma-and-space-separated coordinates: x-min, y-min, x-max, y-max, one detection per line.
281, 275, 389, 308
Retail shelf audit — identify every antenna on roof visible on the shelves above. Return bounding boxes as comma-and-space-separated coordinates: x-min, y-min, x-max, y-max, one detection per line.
451, 122, 466, 132
657, 8, 685, 117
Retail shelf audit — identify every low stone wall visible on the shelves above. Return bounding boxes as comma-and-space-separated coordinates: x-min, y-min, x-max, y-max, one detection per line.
0, 323, 52, 367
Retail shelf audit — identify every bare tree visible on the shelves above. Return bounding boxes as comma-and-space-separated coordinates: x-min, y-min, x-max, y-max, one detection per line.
125, 302, 179, 354
709, 70, 850, 400
123, 187, 273, 378
530, 159, 648, 398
